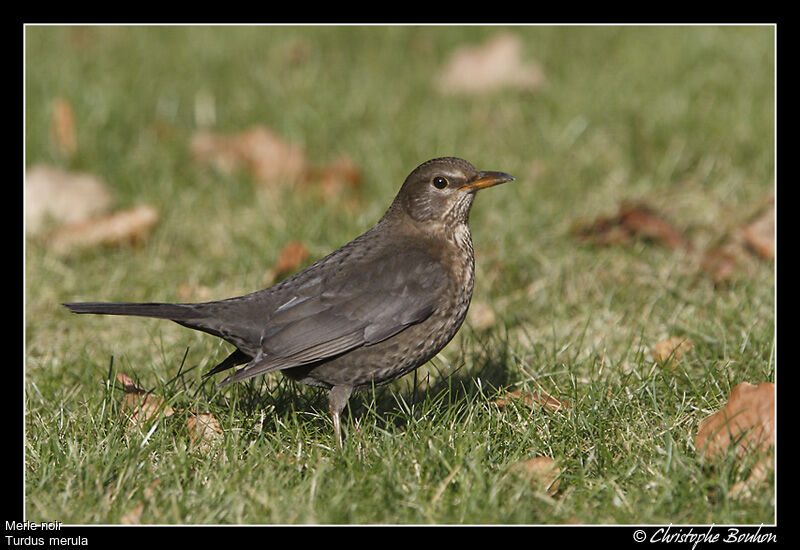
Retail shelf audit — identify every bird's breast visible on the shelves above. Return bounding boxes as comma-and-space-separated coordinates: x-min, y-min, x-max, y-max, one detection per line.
448, 222, 475, 295
435, 222, 475, 339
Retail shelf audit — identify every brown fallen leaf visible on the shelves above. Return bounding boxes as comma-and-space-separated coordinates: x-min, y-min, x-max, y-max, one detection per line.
117, 372, 174, 427
436, 33, 545, 95
301, 155, 363, 199
263, 240, 309, 285
47, 204, 159, 254
695, 382, 775, 460
574, 202, 690, 250
25, 165, 112, 234
510, 456, 561, 495
191, 126, 307, 186
651, 336, 694, 365
187, 413, 223, 452
191, 132, 236, 173
121, 393, 175, 427
116, 372, 147, 394
50, 97, 77, 156
741, 194, 774, 260
701, 244, 742, 285
699, 191, 775, 284
495, 389, 570, 413
274, 240, 309, 273
728, 455, 774, 500
618, 203, 689, 249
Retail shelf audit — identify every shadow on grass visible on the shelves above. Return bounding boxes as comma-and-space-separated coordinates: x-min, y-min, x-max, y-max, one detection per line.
195, 326, 521, 442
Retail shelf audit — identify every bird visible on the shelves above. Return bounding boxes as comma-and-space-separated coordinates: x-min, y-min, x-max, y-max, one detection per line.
64, 157, 515, 449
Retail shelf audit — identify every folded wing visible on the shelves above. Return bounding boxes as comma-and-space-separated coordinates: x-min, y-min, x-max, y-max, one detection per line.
220, 247, 448, 385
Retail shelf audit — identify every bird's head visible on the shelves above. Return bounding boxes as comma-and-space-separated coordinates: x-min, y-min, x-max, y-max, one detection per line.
392, 157, 515, 226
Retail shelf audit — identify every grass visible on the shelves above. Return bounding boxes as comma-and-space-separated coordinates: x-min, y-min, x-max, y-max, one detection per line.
24, 25, 775, 525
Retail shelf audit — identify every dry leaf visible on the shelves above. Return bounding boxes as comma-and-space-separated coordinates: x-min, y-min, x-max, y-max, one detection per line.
699, 191, 774, 284
190, 131, 240, 175
728, 455, 774, 500
696, 382, 775, 460
118, 371, 175, 427
263, 240, 309, 285
741, 194, 774, 260
191, 126, 307, 186
190, 127, 364, 206
121, 393, 175, 427
651, 336, 694, 365
25, 165, 112, 234
50, 97, 77, 156
617, 203, 689, 249
274, 240, 309, 273
120, 503, 144, 525
574, 202, 689, 250
302, 155, 363, 198
187, 413, 223, 451
495, 389, 570, 413
437, 33, 545, 95
47, 204, 159, 254
701, 244, 741, 285
510, 456, 561, 495
116, 372, 147, 394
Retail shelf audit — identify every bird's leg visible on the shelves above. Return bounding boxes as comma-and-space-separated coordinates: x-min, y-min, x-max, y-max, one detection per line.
328, 385, 353, 450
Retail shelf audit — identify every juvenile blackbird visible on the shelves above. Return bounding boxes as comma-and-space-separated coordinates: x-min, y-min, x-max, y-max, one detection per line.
65, 157, 515, 448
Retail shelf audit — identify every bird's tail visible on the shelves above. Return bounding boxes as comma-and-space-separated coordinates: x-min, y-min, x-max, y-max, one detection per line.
64, 301, 254, 376
63, 302, 196, 320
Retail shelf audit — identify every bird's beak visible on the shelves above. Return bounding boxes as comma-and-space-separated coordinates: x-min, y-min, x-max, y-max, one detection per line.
460, 171, 516, 193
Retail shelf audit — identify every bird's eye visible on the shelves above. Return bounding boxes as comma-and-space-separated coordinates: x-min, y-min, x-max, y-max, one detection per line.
432, 176, 448, 189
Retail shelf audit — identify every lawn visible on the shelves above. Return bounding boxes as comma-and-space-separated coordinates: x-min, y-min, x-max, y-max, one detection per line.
24, 25, 775, 525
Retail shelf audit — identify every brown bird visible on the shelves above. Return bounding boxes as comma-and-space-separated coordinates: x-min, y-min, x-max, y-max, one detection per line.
65, 157, 515, 448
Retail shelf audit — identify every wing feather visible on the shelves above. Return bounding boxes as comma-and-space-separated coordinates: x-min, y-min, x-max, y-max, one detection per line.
220, 247, 449, 385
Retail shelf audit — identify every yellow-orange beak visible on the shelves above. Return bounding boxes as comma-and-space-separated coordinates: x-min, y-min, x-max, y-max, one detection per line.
460, 170, 516, 192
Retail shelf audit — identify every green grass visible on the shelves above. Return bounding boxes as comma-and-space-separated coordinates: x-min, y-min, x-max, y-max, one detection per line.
25, 25, 775, 524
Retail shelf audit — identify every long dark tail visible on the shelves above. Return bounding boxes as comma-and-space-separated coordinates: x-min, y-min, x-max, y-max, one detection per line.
64, 302, 255, 378
63, 302, 197, 320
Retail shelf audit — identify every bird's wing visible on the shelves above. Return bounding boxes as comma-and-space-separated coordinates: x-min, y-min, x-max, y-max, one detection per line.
220, 247, 448, 385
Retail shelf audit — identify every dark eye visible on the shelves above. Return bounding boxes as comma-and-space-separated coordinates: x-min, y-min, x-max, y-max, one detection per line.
432, 176, 448, 189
